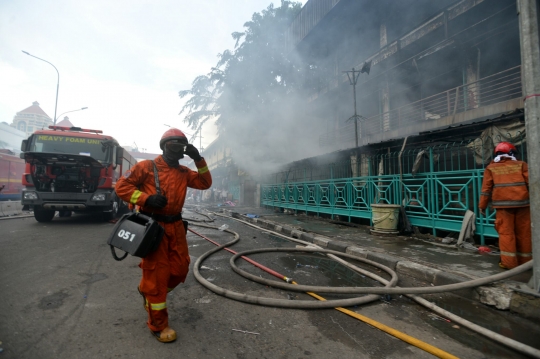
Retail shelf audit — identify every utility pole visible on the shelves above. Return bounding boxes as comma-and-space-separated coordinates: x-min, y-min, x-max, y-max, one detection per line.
188, 127, 204, 153
345, 68, 361, 148
518, 0, 540, 292
344, 61, 371, 148
199, 131, 204, 153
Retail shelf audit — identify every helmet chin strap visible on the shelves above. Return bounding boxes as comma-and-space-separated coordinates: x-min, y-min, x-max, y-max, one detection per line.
163, 148, 183, 167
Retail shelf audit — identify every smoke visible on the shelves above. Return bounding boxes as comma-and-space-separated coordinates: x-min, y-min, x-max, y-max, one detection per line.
218, 72, 325, 178
183, 0, 522, 183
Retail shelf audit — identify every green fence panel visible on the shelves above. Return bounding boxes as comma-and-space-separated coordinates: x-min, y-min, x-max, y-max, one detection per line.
262, 169, 497, 244
229, 184, 240, 201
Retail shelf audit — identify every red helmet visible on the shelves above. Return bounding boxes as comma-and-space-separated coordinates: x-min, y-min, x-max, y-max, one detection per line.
160, 128, 188, 150
494, 142, 517, 155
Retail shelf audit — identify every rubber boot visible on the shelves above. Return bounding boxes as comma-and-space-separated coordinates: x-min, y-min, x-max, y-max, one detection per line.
151, 326, 177, 343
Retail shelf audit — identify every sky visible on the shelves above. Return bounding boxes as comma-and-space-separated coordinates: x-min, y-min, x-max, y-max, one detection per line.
0, 0, 306, 154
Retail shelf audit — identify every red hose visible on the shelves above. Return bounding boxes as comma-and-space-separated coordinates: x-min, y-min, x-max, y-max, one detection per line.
188, 228, 288, 281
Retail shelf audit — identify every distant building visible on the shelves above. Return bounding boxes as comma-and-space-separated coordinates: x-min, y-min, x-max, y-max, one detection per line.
202, 137, 232, 173
122, 145, 160, 162
10, 101, 53, 137
127, 151, 161, 162
0, 122, 26, 154
196, 137, 257, 204
56, 117, 74, 128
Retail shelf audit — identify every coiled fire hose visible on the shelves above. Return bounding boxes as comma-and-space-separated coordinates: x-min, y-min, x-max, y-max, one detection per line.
185, 209, 540, 358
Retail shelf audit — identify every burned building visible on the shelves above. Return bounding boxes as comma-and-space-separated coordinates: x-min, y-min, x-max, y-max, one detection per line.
295, 0, 522, 146
261, 0, 528, 243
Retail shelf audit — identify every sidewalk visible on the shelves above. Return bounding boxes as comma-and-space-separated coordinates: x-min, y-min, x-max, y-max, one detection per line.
193, 203, 540, 320
0, 201, 23, 217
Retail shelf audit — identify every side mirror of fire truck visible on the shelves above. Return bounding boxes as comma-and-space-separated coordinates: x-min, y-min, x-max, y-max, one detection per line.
21, 139, 28, 152
116, 147, 124, 163
112, 146, 118, 169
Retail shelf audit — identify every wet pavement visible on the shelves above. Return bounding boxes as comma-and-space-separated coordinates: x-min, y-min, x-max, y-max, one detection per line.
197, 204, 532, 283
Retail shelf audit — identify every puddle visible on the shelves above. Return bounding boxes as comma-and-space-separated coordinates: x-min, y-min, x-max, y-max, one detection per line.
39, 291, 69, 310
280, 254, 387, 288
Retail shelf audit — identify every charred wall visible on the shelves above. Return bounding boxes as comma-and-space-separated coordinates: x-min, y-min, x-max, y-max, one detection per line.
292, 0, 522, 150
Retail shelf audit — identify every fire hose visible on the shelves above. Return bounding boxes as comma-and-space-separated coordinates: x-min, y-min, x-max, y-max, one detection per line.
185, 210, 540, 358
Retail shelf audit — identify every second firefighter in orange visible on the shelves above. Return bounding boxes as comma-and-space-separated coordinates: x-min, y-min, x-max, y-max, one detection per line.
479, 142, 531, 269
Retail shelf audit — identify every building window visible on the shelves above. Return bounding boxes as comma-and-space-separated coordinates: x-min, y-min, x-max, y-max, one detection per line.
18, 122, 26, 132
27, 126, 33, 132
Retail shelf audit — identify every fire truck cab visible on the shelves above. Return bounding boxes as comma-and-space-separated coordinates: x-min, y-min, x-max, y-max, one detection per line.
20, 126, 136, 222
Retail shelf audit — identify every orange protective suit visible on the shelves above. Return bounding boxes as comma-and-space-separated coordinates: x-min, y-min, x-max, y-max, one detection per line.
115, 155, 212, 332
479, 158, 531, 269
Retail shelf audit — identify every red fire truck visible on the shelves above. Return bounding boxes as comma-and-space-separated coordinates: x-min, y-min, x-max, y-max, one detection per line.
20, 125, 137, 222
0, 149, 25, 202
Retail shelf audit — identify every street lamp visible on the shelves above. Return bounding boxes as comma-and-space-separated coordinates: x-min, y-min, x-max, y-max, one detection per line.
55, 107, 88, 123
22, 51, 60, 125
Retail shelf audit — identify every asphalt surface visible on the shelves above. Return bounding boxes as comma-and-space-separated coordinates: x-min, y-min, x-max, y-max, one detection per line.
0, 210, 538, 359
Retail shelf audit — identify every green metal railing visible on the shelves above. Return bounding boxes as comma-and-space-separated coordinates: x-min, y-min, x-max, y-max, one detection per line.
262, 133, 527, 244
229, 184, 240, 201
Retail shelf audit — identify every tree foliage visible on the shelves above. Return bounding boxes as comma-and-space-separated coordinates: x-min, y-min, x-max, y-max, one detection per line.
179, 0, 303, 144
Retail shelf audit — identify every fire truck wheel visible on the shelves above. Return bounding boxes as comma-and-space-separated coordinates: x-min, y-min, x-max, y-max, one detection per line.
34, 209, 55, 222
103, 197, 119, 221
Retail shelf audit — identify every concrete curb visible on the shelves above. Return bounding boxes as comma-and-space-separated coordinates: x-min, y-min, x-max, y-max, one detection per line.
220, 209, 540, 320
0, 201, 23, 217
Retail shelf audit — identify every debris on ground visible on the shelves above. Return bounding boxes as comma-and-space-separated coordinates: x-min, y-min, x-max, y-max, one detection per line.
232, 329, 260, 335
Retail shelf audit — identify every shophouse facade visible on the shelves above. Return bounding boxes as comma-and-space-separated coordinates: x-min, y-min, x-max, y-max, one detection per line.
261, 0, 527, 242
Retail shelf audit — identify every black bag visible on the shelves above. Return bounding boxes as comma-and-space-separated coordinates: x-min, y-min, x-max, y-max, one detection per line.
107, 212, 165, 260
108, 161, 165, 261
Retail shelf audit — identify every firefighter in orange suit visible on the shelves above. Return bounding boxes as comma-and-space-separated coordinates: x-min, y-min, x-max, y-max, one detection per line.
115, 128, 212, 342
479, 142, 531, 269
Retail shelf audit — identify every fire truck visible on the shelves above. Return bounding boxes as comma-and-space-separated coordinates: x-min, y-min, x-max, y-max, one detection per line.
20, 125, 137, 222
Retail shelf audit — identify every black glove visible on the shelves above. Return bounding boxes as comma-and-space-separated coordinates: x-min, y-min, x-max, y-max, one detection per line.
185, 144, 202, 162
145, 194, 168, 209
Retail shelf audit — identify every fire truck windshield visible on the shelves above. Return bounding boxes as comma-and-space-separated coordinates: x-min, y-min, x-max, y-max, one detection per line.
29, 134, 110, 162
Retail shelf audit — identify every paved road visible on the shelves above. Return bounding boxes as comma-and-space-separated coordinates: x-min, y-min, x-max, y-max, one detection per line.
0, 211, 537, 359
